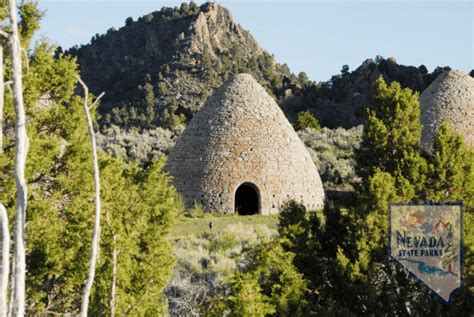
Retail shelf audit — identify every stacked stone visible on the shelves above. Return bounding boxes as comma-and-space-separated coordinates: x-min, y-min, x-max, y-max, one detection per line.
166, 73, 325, 215
420, 70, 474, 153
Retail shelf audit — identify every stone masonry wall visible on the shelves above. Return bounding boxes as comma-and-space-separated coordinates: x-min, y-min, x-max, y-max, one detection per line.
420, 70, 474, 153
166, 73, 325, 214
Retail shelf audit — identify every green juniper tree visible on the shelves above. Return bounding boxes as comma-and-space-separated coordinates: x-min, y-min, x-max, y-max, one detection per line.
91, 157, 180, 316
224, 272, 275, 317
276, 78, 474, 315
0, 3, 181, 314
0, 39, 93, 313
204, 231, 307, 317
293, 111, 320, 131
425, 122, 474, 208
355, 76, 427, 199
335, 78, 474, 314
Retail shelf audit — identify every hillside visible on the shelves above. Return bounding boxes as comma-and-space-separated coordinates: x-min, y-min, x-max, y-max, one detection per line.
67, 2, 298, 131
68, 2, 454, 134
280, 57, 452, 128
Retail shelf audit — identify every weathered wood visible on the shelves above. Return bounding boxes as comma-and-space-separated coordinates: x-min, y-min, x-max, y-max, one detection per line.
77, 77, 104, 317
8, 0, 29, 315
0, 204, 9, 317
0, 40, 4, 154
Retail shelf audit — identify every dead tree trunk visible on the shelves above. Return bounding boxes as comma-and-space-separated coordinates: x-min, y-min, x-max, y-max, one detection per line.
6, 255, 13, 317
0, 204, 9, 317
77, 77, 104, 317
110, 234, 118, 317
8, 0, 28, 315
0, 40, 4, 153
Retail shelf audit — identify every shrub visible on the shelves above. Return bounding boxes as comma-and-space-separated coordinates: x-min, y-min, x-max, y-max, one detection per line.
97, 125, 176, 163
185, 203, 205, 218
293, 111, 321, 131
166, 224, 276, 316
298, 125, 363, 187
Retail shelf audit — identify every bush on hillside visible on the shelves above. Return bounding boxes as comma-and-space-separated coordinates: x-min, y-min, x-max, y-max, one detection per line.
97, 125, 176, 162
293, 111, 321, 131
298, 125, 363, 187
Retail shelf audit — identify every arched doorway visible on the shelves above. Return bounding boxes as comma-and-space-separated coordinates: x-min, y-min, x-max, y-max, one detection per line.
235, 182, 260, 215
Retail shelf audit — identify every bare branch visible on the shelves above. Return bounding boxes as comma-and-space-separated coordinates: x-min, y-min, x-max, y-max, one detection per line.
77, 76, 89, 106
77, 77, 104, 111
0, 31, 9, 39
90, 92, 105, 110
77, 76, 102, 317
42, 311, 70, 316
76, 76, 88, 92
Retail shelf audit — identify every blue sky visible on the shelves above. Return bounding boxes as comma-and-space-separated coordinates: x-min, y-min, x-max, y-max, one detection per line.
34, 0, 473, 82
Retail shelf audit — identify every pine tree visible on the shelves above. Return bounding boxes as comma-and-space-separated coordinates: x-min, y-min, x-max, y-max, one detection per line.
426, 122, 474, 208
355, 76, 427, 199
0, 9, 181, 313
293, 111, 320, 131
205, 235, 307, 316
90, 158, 180, 315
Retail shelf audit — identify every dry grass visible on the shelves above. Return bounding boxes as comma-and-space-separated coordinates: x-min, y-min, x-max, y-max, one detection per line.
168, 214, 279, 240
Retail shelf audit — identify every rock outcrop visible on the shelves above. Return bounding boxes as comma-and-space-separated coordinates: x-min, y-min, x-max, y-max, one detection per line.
420, 70, 474, 152
67, 2, 295, 129
166, 74, 325, 215
281, 57, 452, 128
67, 1, 457, 163
68, 2, 453, 134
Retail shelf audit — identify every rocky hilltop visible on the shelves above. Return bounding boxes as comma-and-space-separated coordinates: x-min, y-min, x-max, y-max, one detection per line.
68, 2, 455, 133
67, 2, 297, 131
281, 57, 452, 128
67, 1, 465, 166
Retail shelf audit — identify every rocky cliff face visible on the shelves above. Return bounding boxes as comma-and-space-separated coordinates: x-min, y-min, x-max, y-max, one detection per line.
68, 2, 295, 131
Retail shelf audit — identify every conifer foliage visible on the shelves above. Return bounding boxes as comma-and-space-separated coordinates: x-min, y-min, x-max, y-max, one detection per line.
0, 1, 181, 315
267, 78, 473, 315
426, 122, 473, 208
335, 77, 474, 314
90, 158, 180, 315
355, 76, 427, 199
293, 111, 320, 131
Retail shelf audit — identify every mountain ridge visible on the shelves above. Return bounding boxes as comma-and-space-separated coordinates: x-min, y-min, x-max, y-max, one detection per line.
67, 1, 464, 135
67, 2, 297, 131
